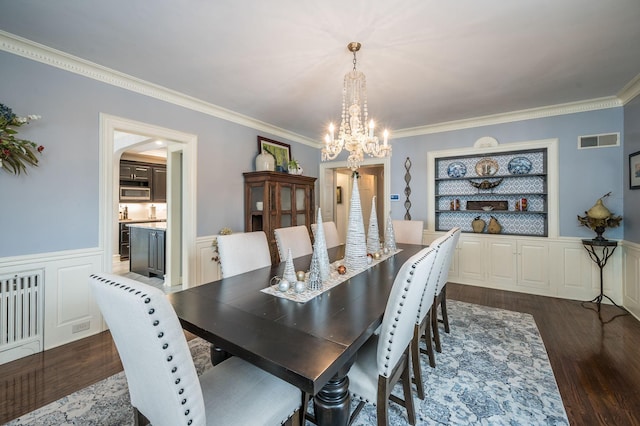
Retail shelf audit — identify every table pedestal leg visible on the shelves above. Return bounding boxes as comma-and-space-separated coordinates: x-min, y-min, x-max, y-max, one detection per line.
314, 358, 354, 426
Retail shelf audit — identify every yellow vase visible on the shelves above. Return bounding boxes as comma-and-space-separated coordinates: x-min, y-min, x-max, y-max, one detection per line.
587, 199, 611, 220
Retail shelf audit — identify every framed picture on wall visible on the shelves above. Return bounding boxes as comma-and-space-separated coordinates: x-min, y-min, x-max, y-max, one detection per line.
630, 150, 640, 189
258, 136, 291, 170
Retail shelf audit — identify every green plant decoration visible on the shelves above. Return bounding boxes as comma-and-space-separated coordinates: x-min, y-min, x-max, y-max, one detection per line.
0, 103, 44, 175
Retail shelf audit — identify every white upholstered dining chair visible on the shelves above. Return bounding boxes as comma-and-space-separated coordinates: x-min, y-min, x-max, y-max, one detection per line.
410, 232, 453, 400
432, 227, 461, 353
217, 231, 271, 278
347, 246, 438, 426
89, 273, 301, 426
274, 225, 313, 261
310, 221, 341, 248
392, 220, 424, 245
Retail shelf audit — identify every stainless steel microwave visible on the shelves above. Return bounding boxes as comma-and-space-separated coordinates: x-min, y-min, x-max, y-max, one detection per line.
120, 186, 151, 201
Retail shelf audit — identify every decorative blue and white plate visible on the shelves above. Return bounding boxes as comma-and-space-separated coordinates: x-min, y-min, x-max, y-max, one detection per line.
508, 157, 532, 174
447, 162, 467, 178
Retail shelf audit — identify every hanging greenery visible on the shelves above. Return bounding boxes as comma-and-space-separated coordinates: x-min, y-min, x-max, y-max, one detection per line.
0, 103, 44, 175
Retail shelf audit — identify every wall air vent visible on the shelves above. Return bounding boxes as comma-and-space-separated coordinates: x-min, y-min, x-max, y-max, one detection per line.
578, 133, 619, 149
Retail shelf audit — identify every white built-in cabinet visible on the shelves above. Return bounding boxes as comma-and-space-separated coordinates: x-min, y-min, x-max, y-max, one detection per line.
447, 235, 549, 294
426, 139, 566, 298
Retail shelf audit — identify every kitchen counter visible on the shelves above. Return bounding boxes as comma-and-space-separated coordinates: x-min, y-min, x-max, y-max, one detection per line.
127, 221, 167, 230
129, 224, 166, 277
119, 218, 166, 224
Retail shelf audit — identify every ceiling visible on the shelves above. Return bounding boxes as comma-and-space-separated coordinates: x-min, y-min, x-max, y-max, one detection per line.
2, 0, 640, 144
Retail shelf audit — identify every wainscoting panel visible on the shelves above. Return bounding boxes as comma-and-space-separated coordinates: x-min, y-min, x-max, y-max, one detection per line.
623, 241, 640, 320
0, 249, 104, 363
44, 253, 103, 350
550, 241, 595, 300
424, 232, 624, 303
196, 236, 220, 286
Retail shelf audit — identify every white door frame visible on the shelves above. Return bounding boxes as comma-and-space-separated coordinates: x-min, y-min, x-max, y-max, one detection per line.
318, 157, 391, 228
99, 113, 198, 289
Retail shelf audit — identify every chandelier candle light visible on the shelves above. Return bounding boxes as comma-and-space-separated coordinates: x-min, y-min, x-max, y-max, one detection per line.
322, 42, 391, 170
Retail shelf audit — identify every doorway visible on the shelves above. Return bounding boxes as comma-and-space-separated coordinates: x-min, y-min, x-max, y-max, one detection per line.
100, 114, 198, 290
318, 157, 390, 242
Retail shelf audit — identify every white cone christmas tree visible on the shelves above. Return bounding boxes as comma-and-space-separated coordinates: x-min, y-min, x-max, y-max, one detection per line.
384, 213, 397, 251
307, 250, 322, 290
344, 173, 368, 272
282, 248, 297, 283
367, 196, 380, 254
313, 207, 331, 282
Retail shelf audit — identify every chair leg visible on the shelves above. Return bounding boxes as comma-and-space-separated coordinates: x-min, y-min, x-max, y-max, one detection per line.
441, 285, 450, 333
431, 298, 442, 353
133, 407, 149, 426
400, 364, 416, 425
376, 380, 390, 426
300, 392, 312, 426
420, 310, 436, 368
410, 325, 425, 400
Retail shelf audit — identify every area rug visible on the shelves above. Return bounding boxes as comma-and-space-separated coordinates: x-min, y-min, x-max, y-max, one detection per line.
6, 300, 568, 425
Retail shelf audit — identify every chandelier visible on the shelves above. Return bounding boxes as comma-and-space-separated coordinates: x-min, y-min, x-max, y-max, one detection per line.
322, 42, 391, 170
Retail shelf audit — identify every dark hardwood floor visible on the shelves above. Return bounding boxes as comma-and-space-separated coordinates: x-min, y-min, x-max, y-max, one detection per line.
1, 283, 639, 425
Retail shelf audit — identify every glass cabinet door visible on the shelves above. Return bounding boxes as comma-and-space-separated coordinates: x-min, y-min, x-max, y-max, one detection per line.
280, 185, 292, 211
295, 187, 306, 211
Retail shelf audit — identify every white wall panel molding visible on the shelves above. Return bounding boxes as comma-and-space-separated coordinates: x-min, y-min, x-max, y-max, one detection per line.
423, 232, 623, 304
0, 30, 318, 148
196, 235, 220, 286
622, 241, 640, 321
0, 249, 104, 360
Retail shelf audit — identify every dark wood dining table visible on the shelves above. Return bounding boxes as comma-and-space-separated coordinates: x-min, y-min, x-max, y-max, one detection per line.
167, 243, 424, 426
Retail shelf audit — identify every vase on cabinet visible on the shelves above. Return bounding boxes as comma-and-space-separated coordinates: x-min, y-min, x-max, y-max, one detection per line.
255, 150, 275, 171
472, 216, 486, 233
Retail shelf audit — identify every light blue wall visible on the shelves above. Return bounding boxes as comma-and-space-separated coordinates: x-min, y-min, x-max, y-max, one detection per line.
386, 109, 625, 239
0, 51, 319, 257
1, 49, 633, 258
624, 95, 640, 243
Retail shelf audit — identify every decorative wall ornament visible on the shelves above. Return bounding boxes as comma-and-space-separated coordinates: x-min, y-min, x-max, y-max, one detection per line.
474, 136, 499, 148
404, 157, 412, 219
0, 103, 44, 175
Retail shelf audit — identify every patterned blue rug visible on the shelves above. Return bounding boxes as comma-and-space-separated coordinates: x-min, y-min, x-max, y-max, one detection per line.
6, 300, 568, 425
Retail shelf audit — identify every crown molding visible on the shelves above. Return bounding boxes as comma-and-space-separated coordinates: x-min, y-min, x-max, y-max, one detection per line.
618, 72, 640, 105
2, 30, 635, 147
0, 30, 318, 148
393, 97, 623, 139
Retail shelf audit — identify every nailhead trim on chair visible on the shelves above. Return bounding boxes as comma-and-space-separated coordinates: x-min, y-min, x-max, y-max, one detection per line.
90, 273, 196, 426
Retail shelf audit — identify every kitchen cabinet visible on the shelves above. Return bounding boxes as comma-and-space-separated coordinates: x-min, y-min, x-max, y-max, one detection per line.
120, 161, 151, 182
152, 166, 167, 202
119, 222, 130, 260
119, 160, 166, 202
119, 219, 165, 260
129, 224, 166, 277
243, 171, 317, 263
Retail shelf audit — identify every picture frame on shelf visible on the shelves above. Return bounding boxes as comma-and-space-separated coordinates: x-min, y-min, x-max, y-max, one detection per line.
258, 136, 291, 171
336, 186, 343, 204
630, 150, 640, 189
